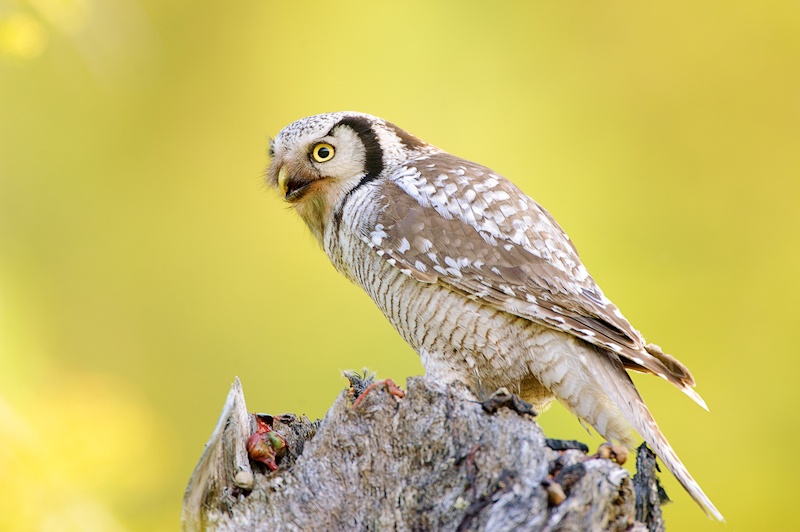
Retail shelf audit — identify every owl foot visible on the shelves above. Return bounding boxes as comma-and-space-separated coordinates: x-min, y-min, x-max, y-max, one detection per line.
592, 442, 628, 465
351, 378, 406, 408
343, 368, 377, 398
480, 387, 537, 416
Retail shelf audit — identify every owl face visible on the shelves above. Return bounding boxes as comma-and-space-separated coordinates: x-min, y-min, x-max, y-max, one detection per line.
267, 112, 433, 242
267, 113, 367, 203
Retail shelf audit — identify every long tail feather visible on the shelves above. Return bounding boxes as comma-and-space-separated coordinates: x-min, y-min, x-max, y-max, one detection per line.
592, 348, 724, 521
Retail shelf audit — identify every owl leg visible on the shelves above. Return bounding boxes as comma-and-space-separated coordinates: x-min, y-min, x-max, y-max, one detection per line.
525, 331, 636, 447
516, 373, 557, 414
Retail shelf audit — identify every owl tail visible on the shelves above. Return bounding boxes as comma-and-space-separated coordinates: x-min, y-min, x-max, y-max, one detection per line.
587, 349, 725, 522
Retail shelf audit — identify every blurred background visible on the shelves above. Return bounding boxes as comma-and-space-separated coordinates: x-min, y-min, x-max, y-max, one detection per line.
1, 1, 797, 530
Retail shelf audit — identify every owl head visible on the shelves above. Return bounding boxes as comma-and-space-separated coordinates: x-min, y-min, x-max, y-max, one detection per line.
266, 112, 434, 241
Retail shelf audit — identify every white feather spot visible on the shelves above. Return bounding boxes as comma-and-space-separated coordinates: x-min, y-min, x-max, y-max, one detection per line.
430, 189, 448, 207
479, 233, 497, 246
510, 229, 526, 246
500, 204, 517, 217
481, 218, 500, 235
498, 284, 516, 296
471, 198, 488, 216
397, 237, 411, 253
370, 224, 387, 246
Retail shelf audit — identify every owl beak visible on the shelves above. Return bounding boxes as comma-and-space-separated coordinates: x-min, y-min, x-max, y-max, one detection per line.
276, 165, 314, 201
277, 166, 290, 197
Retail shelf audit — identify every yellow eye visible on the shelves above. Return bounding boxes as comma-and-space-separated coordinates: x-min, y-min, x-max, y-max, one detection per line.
311, 143, 335, 163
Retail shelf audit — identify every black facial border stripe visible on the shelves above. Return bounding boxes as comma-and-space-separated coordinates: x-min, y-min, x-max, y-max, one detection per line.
328, 116, 384, 185
330, 116, 384, 235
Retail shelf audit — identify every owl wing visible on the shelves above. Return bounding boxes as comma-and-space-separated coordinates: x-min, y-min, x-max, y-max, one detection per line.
355, 152, 704, 405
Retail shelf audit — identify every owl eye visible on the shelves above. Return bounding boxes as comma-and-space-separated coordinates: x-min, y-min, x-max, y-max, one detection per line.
311, 143, 335, 163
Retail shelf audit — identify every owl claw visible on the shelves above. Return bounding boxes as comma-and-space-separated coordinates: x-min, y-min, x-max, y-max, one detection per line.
592, 442, 629, 465
351, 378, 406, 408
481, 388, 537, 416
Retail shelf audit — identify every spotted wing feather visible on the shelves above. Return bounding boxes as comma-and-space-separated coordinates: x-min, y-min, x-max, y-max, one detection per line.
356, 152, 701, 404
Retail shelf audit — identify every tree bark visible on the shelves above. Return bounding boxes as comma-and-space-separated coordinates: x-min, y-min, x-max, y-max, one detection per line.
182, 375, 664, 531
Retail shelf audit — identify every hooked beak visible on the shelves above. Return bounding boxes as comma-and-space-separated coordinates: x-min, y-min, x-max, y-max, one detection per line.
276, 165, 314, 202
277, 166, 290, 197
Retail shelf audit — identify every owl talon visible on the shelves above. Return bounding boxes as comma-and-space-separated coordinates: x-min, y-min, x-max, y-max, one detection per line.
343, 368, 377, 399
352, 378, 405, 408
481, 388, 537, 416
593, 442, 629, 465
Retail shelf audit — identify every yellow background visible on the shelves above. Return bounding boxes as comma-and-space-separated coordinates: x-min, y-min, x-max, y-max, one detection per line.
1, 1, 798, 530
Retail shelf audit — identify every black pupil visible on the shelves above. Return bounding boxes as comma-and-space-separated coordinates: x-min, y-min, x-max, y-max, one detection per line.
317, 146, 330, 159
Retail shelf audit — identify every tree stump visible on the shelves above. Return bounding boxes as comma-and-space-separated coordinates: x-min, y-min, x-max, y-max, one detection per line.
182, 374, 664, 531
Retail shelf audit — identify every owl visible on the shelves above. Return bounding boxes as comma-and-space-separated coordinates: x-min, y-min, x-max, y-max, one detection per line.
266, 112, 722, 521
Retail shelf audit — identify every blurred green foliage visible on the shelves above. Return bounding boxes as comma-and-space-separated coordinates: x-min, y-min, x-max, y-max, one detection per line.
1, 1, 798, 529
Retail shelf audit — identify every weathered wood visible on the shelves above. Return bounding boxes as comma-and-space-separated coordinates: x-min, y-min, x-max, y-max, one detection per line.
633, 443, 669, 532
183, 375, 659, 531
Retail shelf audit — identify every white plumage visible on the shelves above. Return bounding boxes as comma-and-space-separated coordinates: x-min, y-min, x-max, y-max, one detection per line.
266, 111, 722, 521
